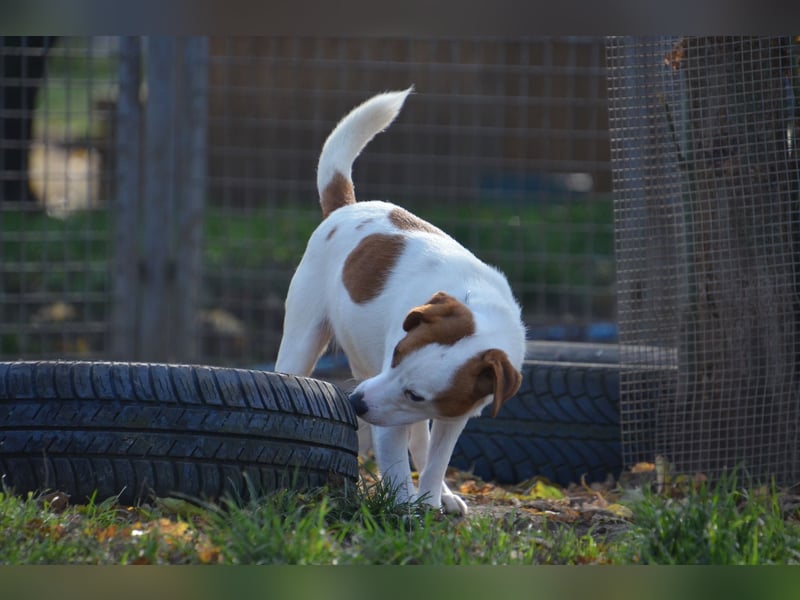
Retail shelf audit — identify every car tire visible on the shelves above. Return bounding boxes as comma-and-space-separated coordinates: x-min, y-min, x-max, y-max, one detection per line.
0, 361, 359, 505
450, 342, 623, 486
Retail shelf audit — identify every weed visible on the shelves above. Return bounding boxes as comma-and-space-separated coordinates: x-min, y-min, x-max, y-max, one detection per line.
612, 471, 800, 564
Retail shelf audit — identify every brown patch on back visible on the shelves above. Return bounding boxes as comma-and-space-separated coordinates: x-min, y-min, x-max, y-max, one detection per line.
391, 292, 475, 368
433, 349, 522, 418
321, 171, 356, 219
343, 233, 405, 304
389, 207, 444, 235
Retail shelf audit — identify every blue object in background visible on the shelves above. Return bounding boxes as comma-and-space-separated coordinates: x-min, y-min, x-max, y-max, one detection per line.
526, 322, 617, 344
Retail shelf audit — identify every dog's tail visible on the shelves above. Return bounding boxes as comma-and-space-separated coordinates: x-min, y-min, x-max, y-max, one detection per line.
317, 87, 413, 218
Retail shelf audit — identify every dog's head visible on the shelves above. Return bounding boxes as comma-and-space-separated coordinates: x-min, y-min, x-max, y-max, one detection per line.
348, 291, 523, 426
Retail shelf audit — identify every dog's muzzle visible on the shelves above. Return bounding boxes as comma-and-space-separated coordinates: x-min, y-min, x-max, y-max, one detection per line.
348, 391, 368, 416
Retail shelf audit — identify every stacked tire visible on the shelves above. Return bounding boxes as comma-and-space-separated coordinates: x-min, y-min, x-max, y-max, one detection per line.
450, 342, 623, 486
0, 362, 359, 505
0, 342, 631, 502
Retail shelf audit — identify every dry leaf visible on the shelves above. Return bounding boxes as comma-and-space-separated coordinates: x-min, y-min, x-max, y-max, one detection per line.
459, 480, 496, 496
630, 462, 655, 474
523, 479, 565, 501
604, 503, 634, 520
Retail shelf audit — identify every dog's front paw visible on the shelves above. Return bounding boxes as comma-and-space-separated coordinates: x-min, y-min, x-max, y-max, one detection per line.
440, 491, 468, 515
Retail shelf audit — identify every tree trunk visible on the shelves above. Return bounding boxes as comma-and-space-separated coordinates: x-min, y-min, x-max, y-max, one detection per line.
674, 37, 800, 481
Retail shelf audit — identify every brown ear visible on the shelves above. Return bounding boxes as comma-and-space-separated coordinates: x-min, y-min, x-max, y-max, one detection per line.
402, 291, 467, 332
402, 309, 424, 332
394, 292, 477, 368
476, 349, 522, 417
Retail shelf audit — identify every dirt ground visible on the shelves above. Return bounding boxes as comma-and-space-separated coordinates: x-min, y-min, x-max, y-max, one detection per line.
357, 454, 642, 543
446, 466, 636, 541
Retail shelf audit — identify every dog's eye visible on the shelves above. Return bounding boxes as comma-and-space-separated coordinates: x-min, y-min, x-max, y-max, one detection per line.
404, 389, 425, 403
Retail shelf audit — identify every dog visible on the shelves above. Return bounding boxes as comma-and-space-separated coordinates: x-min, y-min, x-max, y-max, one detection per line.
275, 88, 525, 515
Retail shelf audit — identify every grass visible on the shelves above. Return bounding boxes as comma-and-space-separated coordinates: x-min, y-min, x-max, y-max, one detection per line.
0, 208, 111, 297
2, 466, 799, 565
0, 194, 613, 361
0, 481, 600, 566
614, 473, 800, 565
1, 196, 614, 301
1, 195, 614, 358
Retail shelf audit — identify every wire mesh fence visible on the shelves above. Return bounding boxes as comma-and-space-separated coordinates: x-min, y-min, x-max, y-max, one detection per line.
0, 35, 615, 368
607, 36, 800, 484
4, 35, 800, 486
0, 37, 115, 359
204, 37, 615, 366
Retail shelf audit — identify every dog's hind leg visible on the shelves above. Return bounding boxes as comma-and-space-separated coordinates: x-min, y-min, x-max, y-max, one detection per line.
275, 309, 332, 377
275, 322, 331, 376
275, 254, 334, 376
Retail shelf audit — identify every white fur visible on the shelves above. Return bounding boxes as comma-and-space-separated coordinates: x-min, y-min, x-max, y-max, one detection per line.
276, 89, 526, 515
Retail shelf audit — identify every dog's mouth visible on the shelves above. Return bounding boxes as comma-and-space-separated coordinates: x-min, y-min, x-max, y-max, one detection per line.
347, 389, 435, 426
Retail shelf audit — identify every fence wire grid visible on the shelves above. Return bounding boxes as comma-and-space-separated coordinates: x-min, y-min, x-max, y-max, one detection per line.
9, 35, 799, 486
0, 37, 114, 359
607, 36, 800, 484
0, 36, 614, 367
205, 37, 614, 365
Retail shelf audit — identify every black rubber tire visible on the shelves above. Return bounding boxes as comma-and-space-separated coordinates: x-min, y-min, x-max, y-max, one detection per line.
450, 342, 622, 487
0, 361, 359, 505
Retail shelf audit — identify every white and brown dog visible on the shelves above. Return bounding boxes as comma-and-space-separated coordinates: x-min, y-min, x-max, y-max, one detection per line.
275, 88, 525, 515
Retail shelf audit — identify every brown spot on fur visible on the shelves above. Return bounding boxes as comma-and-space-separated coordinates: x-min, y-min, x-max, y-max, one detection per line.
326, 226, 338, 241
321, 171, 356, 219
433, 349, 522, 418
391, 292, 475, 368
356, 218, 375, 230
389, 207, 444, 235
343, 233, 405, 304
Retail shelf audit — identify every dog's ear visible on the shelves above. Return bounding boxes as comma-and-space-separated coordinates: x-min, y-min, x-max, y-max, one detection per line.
394, 293, 476, 368
402, 292, 465, 332
402, 307, 425, 332
475, 349, 522, 417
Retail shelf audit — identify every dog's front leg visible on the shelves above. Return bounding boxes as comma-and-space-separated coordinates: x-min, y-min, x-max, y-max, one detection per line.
415, 417, 469, 515
371, 424, 415, 504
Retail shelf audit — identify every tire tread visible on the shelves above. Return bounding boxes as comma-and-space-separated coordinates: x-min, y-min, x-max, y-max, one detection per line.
0, 361, 358, 504
451, 359, 622, 485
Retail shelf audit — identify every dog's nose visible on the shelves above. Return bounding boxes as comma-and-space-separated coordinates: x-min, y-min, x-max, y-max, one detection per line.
349, 391, 368, 416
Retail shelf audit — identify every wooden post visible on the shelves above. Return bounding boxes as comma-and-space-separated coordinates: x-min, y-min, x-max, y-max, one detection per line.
111, 37, 142, 361
113, 37, 207, 363
174, 37, 208, 363
138, 36, 177, 362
